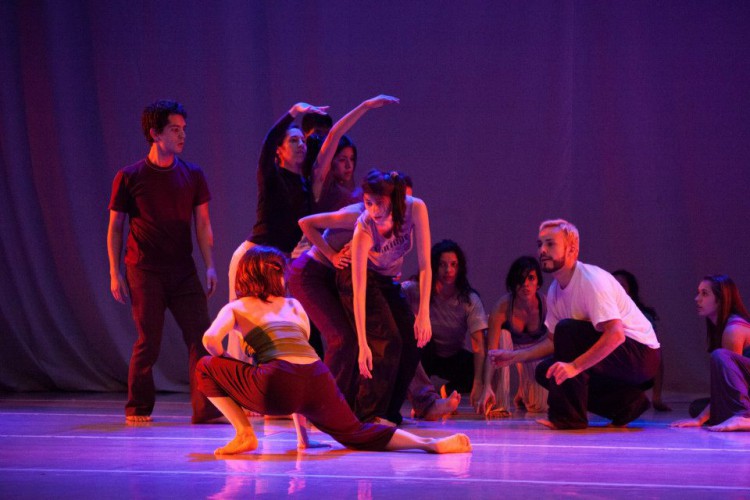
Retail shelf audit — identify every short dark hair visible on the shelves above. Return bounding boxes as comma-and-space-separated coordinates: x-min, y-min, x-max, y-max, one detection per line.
141, 100, 186, 144
235, 246, 287, 302
301, 113, 333, 136
506, 256, 543, 294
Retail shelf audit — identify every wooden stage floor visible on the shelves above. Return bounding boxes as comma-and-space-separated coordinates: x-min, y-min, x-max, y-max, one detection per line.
0, 393, 748, 498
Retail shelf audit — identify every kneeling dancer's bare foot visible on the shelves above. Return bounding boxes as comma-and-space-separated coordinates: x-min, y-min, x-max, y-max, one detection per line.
536, 418, 558, 430
126, 415, 153, 424
432, 433, 472, 454
424, 391, 461, 421
215, 428, 259, 455
707, 415, 750, 432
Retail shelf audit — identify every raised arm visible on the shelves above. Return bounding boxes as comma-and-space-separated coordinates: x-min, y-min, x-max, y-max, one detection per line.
203, 303, 238, 357
312, 95, 399, 201
298, 203, 361, 268
351, 225, 375, 378
411, 198, 432, 348
194, 202, 217, 298
259, 103, 329, 178
107, 210, 129, 303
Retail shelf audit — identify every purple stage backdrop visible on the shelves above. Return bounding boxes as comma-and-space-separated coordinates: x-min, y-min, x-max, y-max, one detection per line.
1, 1, 748, 394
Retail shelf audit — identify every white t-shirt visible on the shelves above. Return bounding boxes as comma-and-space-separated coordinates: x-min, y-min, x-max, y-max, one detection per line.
545, 261, 660, 349
356, 196, 414, 277
402, 280, 488, 357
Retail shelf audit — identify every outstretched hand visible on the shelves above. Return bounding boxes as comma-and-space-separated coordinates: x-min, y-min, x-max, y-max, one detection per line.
488, 349, 516, 368
291, 102, 330, 116
475, 385, 495, 414
363, 94, 400, 109
670, 418, 703, 428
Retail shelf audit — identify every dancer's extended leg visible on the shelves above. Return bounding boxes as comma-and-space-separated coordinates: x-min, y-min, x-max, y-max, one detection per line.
384, 429, 471, 454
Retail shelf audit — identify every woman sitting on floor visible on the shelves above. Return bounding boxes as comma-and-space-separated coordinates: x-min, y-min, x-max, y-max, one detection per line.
612, 269, 671, 412
671, 275, 750, 431
477, 256, 549, 416
196, 245, 471, 455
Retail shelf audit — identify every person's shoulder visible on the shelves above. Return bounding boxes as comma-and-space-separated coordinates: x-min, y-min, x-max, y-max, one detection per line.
407, 195, 425, 209
177, 158, 205, 174
468, 289, 484, 305
285, 296, 307, 314
119, 158, 148, 176
491, 293, 512, 315
576, 262, 614, 287
726, 315, 750, 333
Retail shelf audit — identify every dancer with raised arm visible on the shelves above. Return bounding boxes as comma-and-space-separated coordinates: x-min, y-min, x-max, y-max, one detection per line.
228, 102, 328, 299
196, 246, 471, 455
288, 95, 398, 403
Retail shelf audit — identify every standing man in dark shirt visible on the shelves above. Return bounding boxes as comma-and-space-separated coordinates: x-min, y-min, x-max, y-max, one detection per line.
107, 100, 221, 424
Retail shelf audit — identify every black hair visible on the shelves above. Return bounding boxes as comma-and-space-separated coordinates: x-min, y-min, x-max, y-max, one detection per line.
506, 256, 543, 294
141, 100, 186, 144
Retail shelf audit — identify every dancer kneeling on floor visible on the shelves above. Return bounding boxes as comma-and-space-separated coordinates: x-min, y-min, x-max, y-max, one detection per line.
196, 246, 471, 455
671, 275, 750, 432
489, 220, 661, 430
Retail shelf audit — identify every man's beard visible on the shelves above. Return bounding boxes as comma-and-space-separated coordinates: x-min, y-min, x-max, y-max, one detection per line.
540, 257, 565, 274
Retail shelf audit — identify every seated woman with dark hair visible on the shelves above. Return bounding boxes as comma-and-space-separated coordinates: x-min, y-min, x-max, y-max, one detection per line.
196, 246, 471, 455
612, 269, 670, 412
671, 275, 750, 431
402, 240, 488, 417
478, 256, 549, 416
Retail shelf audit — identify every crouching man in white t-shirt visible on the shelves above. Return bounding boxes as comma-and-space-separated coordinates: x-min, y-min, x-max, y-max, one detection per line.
489, 219, 661, 429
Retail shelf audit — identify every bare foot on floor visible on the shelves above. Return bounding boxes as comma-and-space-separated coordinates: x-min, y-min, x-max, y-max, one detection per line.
536, 418, 558, 430
485, 408, 511, 419
432, 434, 472, 454
423, 391, 461, 421
214, 429, 259, 455
126, 415, 153, 424
706, 415, 750, 432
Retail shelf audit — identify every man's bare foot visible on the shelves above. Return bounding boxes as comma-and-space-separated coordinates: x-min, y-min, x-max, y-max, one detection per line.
214, 429, 259, 455
126, 415, 153, 424
431, 434, 472, 454
706, 415, 750, 432
423, 391, 461, 421
536, 418, 558, 429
